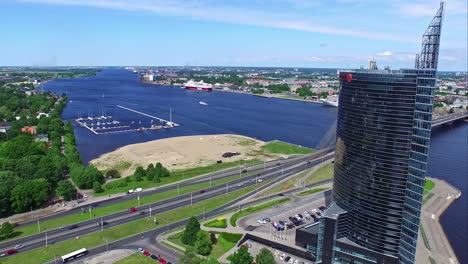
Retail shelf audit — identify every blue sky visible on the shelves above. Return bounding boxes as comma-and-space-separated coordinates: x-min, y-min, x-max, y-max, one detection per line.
0, 0, 466, 71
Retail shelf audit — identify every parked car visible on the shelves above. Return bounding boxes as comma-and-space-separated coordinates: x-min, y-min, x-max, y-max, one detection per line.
318, 206, 326, 211
158, 258, 167, 264
142, 251, 151, 256
127, 189, 135, 194
135, 188, 143, 192
128, 207, 138, 213
138, 248, 144, 253
280, 254, 286, 260
151, 255, 158, 260
284, 256, 291, 262
289, 258, 295, 263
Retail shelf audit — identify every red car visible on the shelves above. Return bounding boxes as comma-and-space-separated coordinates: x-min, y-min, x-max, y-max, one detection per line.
158, 258, 167, 264
128, 207, 138, 213
6, 249, 17, 255
142, 250, 151, 256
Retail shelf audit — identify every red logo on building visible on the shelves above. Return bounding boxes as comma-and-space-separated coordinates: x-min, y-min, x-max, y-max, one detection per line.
339, 73, 353, 82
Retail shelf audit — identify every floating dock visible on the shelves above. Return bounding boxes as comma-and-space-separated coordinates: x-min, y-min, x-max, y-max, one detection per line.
116, 105, 179, 127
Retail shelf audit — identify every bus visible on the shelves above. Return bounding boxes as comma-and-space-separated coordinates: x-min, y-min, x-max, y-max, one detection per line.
61, 248, 88, 263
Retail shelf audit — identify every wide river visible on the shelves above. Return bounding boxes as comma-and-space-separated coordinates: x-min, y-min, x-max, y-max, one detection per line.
44, 69, 466, 263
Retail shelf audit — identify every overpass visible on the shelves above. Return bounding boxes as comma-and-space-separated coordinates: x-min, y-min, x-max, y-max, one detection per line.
431, 111, 468, 127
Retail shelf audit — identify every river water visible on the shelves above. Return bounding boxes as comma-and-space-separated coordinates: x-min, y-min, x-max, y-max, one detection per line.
43, 68, 467, 263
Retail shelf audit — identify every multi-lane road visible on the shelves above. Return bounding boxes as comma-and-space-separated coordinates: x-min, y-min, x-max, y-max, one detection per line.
0, 149, 334, 263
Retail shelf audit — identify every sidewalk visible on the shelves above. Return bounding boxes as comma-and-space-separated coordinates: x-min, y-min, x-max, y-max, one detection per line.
415, 177, 461, 264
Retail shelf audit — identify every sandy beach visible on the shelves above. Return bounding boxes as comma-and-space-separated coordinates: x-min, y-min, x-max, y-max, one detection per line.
90, 134, 286, 176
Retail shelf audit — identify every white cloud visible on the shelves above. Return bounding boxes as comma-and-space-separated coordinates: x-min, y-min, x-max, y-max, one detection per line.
19, 0, 418, 42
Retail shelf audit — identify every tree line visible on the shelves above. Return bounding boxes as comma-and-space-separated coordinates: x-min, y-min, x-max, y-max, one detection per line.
0, 83, 104, 218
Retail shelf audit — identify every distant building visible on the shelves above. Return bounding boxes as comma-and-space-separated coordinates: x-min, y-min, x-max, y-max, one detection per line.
245, 79, 270, 86
21, 126, 37, 135
0, 122, 12, 133
35, 134, 49, 143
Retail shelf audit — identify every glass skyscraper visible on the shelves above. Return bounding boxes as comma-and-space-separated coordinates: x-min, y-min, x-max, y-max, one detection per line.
315, 3, 444, 264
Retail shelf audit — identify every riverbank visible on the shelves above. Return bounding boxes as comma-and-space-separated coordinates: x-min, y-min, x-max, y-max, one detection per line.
90, 134, 289, 177
415, 177, 462, 264
141, 80, 323, 104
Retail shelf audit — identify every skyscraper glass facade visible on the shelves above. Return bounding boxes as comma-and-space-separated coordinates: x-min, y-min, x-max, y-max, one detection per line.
331, 69, 435, 263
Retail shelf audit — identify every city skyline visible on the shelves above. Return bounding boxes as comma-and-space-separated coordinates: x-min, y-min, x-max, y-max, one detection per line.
0, 0, 466, 70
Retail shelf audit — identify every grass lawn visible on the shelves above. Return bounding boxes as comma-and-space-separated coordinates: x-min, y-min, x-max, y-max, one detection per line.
0, 173, 243, 243
1, 182, 267, 264
261, 141, 314, 155
296, 188, 329, 196
423, 179, 435, 195
304, 163, 334, 185
230, 198, 291, 227
98, 159, 261, 196
204, 218, 227, 228
168, 232, 242, 259
114, 252, 155, 264
269, 167, 312, 194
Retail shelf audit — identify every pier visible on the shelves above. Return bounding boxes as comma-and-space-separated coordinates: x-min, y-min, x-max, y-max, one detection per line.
116, 105, 179, 127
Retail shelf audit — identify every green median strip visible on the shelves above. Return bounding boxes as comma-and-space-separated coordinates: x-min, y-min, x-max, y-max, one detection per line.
114, 252, 155, 264
203, 218, 228, 228
1, 173, 245, 242
1, 182, 268, 264
97, 159, 262, 196
230, 197, 291, 227
296, 188, 329, 197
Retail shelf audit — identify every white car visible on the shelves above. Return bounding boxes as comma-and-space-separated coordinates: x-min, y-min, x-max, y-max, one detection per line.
14, 245, 24, 249
280, 254, 286, 260
257, 179, 263, 182
135, 188, 143, 192
289, 258, 295, 264
294, 260, 299, 264
138, 248, 144, 253
127, 189, 135, 194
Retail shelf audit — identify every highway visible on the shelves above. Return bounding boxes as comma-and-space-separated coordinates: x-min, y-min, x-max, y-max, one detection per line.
13, 149, 331, 229
0, 150, 334, 260
43, 166, 334, 264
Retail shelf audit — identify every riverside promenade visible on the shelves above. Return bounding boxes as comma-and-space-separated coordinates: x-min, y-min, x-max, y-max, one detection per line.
416, 177, 462, 264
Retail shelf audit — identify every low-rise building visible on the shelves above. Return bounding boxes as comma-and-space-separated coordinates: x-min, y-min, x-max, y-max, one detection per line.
0, 122, 12, 133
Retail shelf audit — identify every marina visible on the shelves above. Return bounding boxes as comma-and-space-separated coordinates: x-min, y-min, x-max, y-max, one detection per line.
75, 105, 179, 135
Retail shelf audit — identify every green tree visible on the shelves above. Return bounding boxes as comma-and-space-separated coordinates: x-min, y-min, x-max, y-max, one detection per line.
256, 248, 276, 264
10, 178, 50, 213
134, 166, 145, 181
194, 230, 212, 255
55, 180, 77, 201
228, 246, 253, 264
146, 164, 156, 181
179, 248, 202, 264
0, 171, 19, 216
0, 221, 14, 238
93, 181, 103, 193
181, 216, 200, 246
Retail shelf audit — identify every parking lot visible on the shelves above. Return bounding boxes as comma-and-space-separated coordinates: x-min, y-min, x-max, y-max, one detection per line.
237, 193, 327, 247
240, 239, 312, 264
